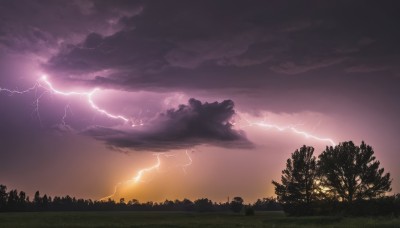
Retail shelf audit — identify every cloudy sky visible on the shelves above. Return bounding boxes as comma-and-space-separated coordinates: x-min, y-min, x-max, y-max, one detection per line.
0, 0, 399, 202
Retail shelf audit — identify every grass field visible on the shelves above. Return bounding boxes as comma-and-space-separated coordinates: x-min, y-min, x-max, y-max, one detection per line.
0, 211, 399, 228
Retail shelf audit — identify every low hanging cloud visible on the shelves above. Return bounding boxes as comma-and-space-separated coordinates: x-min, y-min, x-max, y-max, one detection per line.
83, 98, 252, 151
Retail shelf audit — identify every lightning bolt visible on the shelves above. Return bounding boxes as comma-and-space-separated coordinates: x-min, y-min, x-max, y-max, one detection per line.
0, 75, 194, 202
0, 82, 39, 95
61, 104, 73, 126
181, 150, 193, 174
1, 75, 336, 147
99, 150, 194, 201
39, 75, 131, 123
132, 154, 161, 183
2, 75, 335, 202
100, 153, 161, 201
0, 75, 136, 127
243, 121, 336, 146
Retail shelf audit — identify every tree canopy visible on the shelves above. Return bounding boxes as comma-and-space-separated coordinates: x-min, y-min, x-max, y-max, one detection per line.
272, 145, 319, 215
318, 141, 392, 202
273, 141, 394, 216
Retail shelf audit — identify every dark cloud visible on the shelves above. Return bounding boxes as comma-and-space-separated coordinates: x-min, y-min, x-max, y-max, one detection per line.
0, 0, 399, 116
269, 57, 347, 75
40, 0, 400, 95
1, 0, 400, 197
83, 98, 252, 151
0, 0, 142, 54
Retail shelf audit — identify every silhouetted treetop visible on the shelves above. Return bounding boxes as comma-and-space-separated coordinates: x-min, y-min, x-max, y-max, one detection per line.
318, 141, 392, 202
272, 146, 319, 206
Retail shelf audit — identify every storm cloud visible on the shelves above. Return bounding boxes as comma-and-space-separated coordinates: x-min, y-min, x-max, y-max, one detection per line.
42, 1, 400, 89
83, 98, 251, 151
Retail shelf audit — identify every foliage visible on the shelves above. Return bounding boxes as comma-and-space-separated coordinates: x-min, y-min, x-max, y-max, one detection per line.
274, 141, 394, 216
0, 184, 283, 213
194, 198, 214, 212
318, 141, 392, 202
230, 196, 244, 213
253, 197, 283, 211
272, 145, 319, 215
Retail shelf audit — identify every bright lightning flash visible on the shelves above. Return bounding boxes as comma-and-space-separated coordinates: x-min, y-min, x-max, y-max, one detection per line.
0, 75, 135, 126
99, 150, 194, 201
1, 75, 336, 202
1, 75, 336, 147
0, 75, 195, 202
133, 154, 161, 183
39, 75, 131, 123
99, 154, 161, 201
181, 150, 193, 174
242, 121, 336, 146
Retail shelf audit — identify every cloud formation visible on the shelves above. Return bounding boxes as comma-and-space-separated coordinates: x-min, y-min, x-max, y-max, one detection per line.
35, 1, 399, 100
84, 98, 252, 151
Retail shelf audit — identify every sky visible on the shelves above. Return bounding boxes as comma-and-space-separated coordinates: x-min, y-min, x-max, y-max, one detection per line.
0, 0, 399, 203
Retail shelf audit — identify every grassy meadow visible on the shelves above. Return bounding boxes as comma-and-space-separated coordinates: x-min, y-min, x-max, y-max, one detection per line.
0, 211, 399, 228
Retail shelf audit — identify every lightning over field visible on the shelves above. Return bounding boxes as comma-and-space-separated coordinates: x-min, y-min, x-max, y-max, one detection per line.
0, 0, 398, 205
0, 74, 340, 200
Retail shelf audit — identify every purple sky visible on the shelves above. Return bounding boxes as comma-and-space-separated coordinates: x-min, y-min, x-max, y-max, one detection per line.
0, 0, 399, 202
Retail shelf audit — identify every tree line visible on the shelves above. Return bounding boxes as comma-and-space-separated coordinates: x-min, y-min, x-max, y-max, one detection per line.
272, 141, 400, 216
1, 140, 399, 216
0, 185, 281, 213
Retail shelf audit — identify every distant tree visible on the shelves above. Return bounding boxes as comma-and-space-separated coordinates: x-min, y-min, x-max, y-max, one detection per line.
253, 197, 282, 211
18, 191, 27, 210
128, 199, 139, 206
230, 196, 244, 213
181, 198, 194, 211
318, 141, 392, 202
162, 199, 175, 210
34, 191, 41, 204
272, 145, 319, 215
194, 198, 213, 212
7, 189, 19, 211
42, 194, 50, 209
0, 185, 7, 211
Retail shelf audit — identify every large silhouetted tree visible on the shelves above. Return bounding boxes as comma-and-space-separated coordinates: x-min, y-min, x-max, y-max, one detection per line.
318, 141, 392, 202
272, 146, 319, 215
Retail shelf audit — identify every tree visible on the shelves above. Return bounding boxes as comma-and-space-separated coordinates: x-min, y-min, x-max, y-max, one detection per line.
18, 191, 27, 210
42, 194, 50, 209
230, 196, 244, 213
318, 141, 392, 202
194, 198, 213, 212
0, 185, 7, 211
33, 191, 42, 210
7, 189, 19, 211
272, 145, 319, 215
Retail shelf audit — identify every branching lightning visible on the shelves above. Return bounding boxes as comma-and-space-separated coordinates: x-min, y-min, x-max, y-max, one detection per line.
0, 82, 39, 95
40, 75, 131, 123
0, 75, 336, 147
1, 74, 336, 202
0, 75, 133, 126
0, 75, 196, 201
